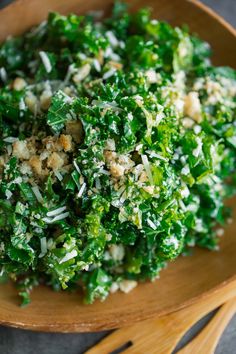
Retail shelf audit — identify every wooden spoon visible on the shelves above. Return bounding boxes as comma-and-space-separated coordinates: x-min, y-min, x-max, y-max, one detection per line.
86, 280, 236, 354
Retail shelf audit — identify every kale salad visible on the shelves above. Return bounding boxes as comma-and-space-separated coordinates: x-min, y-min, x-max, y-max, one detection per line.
0, 2, 236, 305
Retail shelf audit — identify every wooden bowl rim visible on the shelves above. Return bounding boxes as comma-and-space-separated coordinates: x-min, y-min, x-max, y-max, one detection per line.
0, 0, 235, 38
2, 274, 236, 333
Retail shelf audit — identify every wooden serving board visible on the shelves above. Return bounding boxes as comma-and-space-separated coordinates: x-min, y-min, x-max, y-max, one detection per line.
0, 0, 235, 333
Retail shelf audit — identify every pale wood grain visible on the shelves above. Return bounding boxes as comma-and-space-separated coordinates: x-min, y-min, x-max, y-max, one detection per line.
178, 298, 236, 354
86, 280, 236, 354
0, 0, 235, 333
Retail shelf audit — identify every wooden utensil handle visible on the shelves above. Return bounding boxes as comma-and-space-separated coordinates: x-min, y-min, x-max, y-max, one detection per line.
177, 298, 236, 354
85, 280, 236, 354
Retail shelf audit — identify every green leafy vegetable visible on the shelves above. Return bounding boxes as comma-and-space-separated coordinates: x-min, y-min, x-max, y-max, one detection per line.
0, 2, 235, 305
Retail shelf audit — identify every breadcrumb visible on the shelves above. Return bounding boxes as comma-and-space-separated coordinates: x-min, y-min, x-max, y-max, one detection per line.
29, 156, 42, 175
139, 170, 148, 183
59, 134, 73, 152
47, 152, 64, 171
12, 140, 30, 160
110, 163, 125, 178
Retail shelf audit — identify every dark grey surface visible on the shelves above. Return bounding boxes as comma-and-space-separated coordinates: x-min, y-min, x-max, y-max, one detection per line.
0, 1, 235, 353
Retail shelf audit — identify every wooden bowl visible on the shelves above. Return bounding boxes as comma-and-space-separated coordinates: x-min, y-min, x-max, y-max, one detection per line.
0, 0, 235, 333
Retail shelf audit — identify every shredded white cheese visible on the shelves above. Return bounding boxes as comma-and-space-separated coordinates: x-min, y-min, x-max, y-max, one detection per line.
193, 137, 203, 158
181, 165, 190, 176
32, 186, 44, 203
103, 68, 116, 80
77, 182, 86, 198
73, 64, 91, 82
93, 59, 101, 72
3, 137, 18, 143
59, 250, 78, 264
146, 150, 168, 161
147, 218, 157, 230
164, 236, 179, 250
0, 67, 7, 82
145, 69, 158, 84
39, 51, 52, 73
73, 160, 81, 174
180, 185, 190, 199
109, 244, 125, 261
47, 206, 67, 217
141, 154, 154, 185
39, 237, 47, 258
95, 178, 101, 190
19, 98, 26, 111
54, 170, 63, 181
43, 211, 69, 224
110, 282, 119, 293
5, 190, 13, 200
100, 168, 110, 175
106, 31, 119, 47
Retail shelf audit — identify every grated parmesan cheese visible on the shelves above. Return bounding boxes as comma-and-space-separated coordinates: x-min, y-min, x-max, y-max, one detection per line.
77, 182, 86, 198
3, 137, 18, 143
73, 161, 81, 174
109, 244, 125, 261
193, 137, 203, 158
147, 218, 157, 230
5, 190, 13, 199
39, 237, 47, 258
103, 68, 116, 80
43, 211, 69, 224
32, 186, 44, 203
141, 154, 154, 185
164, 236, 179, 250
181, 165, 190, 176
145, 69, 158, 84
39, 51, 52, 73
54, 170, 63, 181
93, 59, 101, 72
47, 206, 67, 217
0, 67, 7, 82
73, 64, 91, 83
59, 250, 78, 264
180, 185, 190, 199
110, 282, 119, 293
106, 31, 119, 47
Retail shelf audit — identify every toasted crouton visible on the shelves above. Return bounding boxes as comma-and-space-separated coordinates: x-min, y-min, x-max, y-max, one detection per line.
59, 134, 73, 152
29, 156, 42, 175
110, 163, 125, 178
47, 152, 64, 171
